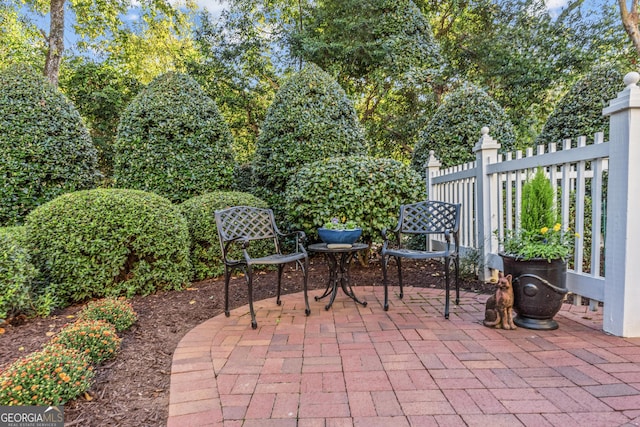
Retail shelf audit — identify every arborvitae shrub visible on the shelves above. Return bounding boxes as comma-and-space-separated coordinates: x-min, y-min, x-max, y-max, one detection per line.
0, 64, 100, 226
179, 191, 271, 280
285, 156, 423, 242
412, 83, 516, 170
536, 65, 623, 145
253, 63, 368, 210
25, 189, 191, 306
114, 72, 235, 203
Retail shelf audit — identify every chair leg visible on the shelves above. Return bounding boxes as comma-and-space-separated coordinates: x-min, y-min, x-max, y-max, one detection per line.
302, 258, 310, 316
246, 266, 257, 329
224, 267, 231, 317
396, 257, 404, 299
276, 265, 283, 306
381, 254, 389, 311
454, 255, 460, 305
444, 257, 451, 319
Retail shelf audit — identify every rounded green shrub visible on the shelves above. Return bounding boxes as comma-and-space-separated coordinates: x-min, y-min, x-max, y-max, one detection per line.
179, 191, 271, 281
0, 63, 101, 226
0, 344, 93, 405
253, 63, 368, 210
114, 71, 235, 203
25, 189, 191, 305
285, 156, 423, 243
536, 65, 623, 145
77, 298, 137, 332
0, 227, 36, 320
412, 83, 516, 170
49, 320, 121, 365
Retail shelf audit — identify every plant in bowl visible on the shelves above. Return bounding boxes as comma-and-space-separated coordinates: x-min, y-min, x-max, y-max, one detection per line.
318, 217, 362, 245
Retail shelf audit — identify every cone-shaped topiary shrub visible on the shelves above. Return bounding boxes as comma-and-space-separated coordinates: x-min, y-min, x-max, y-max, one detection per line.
0, 344, 93, 405
0, 64, 101, 226
179, 191, 271, 281
253, 63, 368, 211
285, 156, 423, 243
412, 83, 516, 170
114, 72, 235, 203
25, 189, 191, 306
536, 65, 623, 145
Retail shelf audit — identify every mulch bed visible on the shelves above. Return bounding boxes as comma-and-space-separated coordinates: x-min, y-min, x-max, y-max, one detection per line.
0, 254, 488, 426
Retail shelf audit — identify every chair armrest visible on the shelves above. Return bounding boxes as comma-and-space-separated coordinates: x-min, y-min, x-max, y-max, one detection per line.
222, 236, 250, 261
278, 229, 306, 243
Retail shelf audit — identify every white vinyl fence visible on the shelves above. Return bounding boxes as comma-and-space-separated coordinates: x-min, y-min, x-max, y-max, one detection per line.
423, 72, 640, 338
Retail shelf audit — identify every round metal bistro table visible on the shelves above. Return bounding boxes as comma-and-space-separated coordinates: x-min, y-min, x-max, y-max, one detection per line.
308, 243, 368, 311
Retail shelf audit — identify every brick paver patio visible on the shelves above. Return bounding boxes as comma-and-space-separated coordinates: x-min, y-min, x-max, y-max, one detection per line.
168, 285, 640, 426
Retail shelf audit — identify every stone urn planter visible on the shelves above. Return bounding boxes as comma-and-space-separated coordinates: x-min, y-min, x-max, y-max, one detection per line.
501, 254, 568, 330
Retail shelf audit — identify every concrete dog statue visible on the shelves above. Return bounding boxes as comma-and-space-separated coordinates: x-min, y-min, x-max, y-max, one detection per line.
483, 272, 517, 330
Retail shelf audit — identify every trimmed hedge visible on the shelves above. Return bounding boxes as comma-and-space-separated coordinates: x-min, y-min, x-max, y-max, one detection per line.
114, 71, 235, 203
179, 191, 270, 281
285, 156, 423, 242
0, 63, 100, 226
536, 65, 623, 145
253, 63, 368, 210
0, 227, 36, 320
412, 82, 516, 169
25, 189, 191, 305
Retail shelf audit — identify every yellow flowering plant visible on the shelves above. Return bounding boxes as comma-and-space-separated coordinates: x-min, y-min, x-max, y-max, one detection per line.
501, 168, 578, 262
502, 222, 578, 262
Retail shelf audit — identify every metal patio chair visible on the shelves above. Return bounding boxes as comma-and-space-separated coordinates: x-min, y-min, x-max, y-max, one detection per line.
215, 206, 310, 329
381, 200, 461, 318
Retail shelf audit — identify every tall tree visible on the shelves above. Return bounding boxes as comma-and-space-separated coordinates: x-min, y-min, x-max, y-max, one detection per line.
428, 0, 628, 145
292, 0, 444, 161
22, 0, 196, 86
619, 0, 640, 57
0, 2, 44, 69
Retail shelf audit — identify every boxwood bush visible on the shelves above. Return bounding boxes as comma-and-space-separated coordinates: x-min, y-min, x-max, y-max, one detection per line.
536, 65, 623, 145
179, 191, 271, 281
114, 71, 235, 203
412, 82, 516, 170
0, 63, 100, 226
285, 156, 423, 243
25, 189, 191, 305
253, 63, 368, 211
0, 227, 36, 320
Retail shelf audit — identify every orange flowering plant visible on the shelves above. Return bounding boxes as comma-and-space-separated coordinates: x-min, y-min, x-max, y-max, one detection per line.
78, 297, 137, 332
0, 344, 93, 405
49, 320, 121, 365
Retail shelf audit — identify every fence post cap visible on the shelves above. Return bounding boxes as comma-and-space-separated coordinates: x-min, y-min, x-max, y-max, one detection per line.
624, 72, 639, 88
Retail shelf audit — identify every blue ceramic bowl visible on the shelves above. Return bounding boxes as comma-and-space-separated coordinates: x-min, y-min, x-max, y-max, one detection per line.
317, 227, 362, 244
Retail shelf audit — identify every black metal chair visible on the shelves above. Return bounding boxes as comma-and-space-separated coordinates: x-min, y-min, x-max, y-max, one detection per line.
381, 200, 461, 318
215, 206, 310, 329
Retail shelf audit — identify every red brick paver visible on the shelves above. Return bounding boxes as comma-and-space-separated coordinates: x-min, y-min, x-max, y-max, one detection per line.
168, 286, 640, 426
